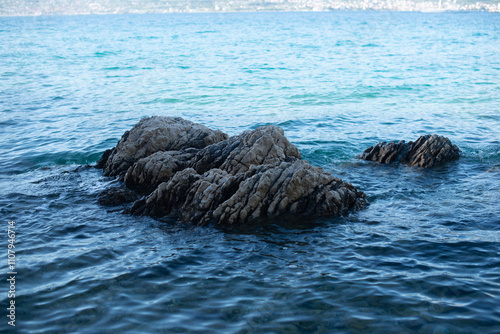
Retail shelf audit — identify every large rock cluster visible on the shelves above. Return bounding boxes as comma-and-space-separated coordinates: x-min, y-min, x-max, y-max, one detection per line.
359, 134, 460, 168
97, 116, 366, 226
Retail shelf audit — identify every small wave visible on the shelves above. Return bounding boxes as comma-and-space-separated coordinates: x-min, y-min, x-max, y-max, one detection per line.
141, 98, 182, 105
334, 39, 355, 46
0, 151, 102, 174
0, 119, 18, 126
92, 51, 117, 57
1, 71, 16, 77
102, 65, 139, 71
131, 35, 161, 40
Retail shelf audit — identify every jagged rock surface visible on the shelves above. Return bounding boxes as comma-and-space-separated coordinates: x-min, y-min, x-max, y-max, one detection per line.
130, 160, 366, 226
98, 116, 366, 226
100, 116, 228, 177
124, 149, 197, 191
360, 134, 460, 168
190, 125, 301, 175
98, 187, 140, 206
123, 125, 301, 191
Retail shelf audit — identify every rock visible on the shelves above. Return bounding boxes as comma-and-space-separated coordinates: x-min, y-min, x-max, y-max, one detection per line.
124, 149, 197, 191
123, 125, 301, 191
359, 140, 409, 165
98, 116, 366, 227
404, 134, 460, 168
95, 148, 113, 169
98, 187, 140, 206
360, 134, 460, 168
130, 160, 366, 226
98, 116, 228, 177
190, 125, 301, 175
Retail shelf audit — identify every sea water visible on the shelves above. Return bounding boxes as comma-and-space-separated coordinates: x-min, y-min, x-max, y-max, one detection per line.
0, 11, 499, 333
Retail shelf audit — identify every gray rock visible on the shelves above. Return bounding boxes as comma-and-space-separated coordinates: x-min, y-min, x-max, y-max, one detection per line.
98, 117, 366, 226
124, 149, 197, 191
123, 125, 301, 191
130, 160, 366, 226
99, 116, 228, 177
95, 148, 113, 169
190, 125, 301, 175
360, 134, 460, 168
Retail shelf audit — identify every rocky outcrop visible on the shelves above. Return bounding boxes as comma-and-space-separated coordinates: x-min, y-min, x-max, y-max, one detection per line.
359, 134, 460, 168
130, 160, 365, 226
97, 116, 366, 226
100, 116, 228, 177
123, 125, 301, 191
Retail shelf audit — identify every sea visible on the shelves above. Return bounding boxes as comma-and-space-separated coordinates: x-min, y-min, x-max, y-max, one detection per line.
0, 11, 499, 333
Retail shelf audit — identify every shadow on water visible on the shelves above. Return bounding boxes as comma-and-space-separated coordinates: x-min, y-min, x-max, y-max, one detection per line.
218, 213, 346, 236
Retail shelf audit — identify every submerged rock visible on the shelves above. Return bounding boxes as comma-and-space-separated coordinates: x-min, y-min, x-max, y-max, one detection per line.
97, 116, 366, 226
98, 187, 140, 206
359, 134, 460, 168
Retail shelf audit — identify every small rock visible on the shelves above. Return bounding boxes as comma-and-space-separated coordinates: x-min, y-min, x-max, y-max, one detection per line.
98, 187, 140, 206
360, 134, 460, 168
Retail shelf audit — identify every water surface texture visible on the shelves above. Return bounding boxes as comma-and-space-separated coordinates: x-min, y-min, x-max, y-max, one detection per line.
1, 11, 499, 333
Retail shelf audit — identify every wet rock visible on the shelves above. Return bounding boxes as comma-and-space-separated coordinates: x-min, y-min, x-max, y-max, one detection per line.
98, 187, 140, 206
360, 134, 460, 168
189, 125, 301, 175
404, 134, 461, 168
98, 116, 228, 177
124, 149, 197, 192
98, 116, 366, 226
95, 148, 113, 169
123, 125, 301, 191
130, 160, 366, 226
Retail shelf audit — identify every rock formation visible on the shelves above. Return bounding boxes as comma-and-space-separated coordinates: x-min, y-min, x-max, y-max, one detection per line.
123, 125, 301, 192
97, 116, 366, 226
98, 116, 228, 177
130, 160, 365, 226
359, 134, 460, 168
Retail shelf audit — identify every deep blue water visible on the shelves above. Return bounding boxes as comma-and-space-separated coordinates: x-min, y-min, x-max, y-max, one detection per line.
0, 11, 499, 333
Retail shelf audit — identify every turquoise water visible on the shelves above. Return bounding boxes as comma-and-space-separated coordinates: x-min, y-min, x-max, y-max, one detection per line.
1, 11, 499, 333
